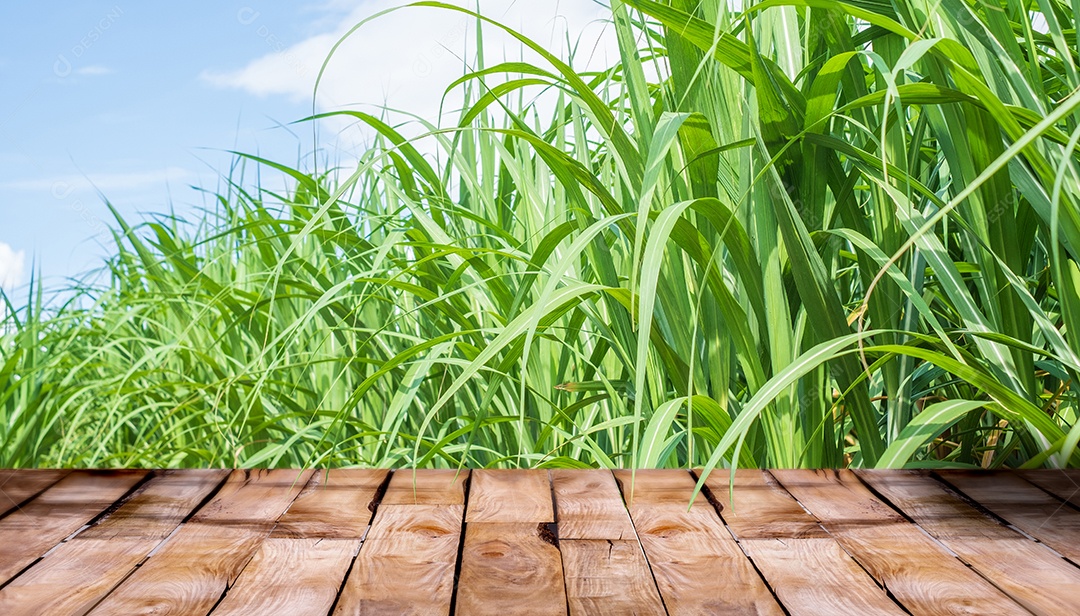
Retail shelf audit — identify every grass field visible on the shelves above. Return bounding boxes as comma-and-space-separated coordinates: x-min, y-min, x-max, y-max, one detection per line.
2, 0, 1079, 472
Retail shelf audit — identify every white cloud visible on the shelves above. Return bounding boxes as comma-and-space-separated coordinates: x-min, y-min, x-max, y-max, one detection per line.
2, 167, 193, 194
203, 1, 618, 154
0, 242, 26, 292
75, 65, 113, 76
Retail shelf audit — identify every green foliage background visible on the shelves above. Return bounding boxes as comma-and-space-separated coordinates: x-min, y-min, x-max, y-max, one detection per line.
3, 0, 1080, 471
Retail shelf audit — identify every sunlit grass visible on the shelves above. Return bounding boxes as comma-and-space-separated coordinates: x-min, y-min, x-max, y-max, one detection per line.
2, 0, 1079, 472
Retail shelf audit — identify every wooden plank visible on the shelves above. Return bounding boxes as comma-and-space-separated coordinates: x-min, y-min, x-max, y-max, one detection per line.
0, 470, 227, 616
551, 469, 635, 540
938, 469, 1080, 561
0, 469, 146, 584
614, 469, 783, 615
272, 469, 389, 539
769, 470, 906, 524
334, 470, 468, 615
699, 470, 903, 614
616, 468, 710, 508
79, 469, 230, 540
335, 509, 461, 615
456, 522, 566, 616
0, 469, 68, 519
211, 538, 358, 616
742, 539, 906, 615
2, 540, 151, 615
379, 468, 467, 505
774, 469, 1028, 616
185, 468, 313, 527
362, 502, 464, 541
456, 468, 564, 615
1019, 469, 1080, 508
856, 471, 1020, 541
553, 470, 664, 614
859, 469, 1080, 616
88, 524, 269, 615
212, 470, 387, 615
700, 469, 828, 539
466, 469, 553, 523
561, 539, 666, 616
88, 469, 312, 615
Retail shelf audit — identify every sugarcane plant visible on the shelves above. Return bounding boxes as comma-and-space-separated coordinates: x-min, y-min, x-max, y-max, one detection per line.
1, 0, 1078, 472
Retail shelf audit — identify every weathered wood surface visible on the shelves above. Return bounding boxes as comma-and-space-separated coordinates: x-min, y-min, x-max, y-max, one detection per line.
551, 468, 636, 540
465, 468, 553, 523
0, 469, 68, 518
0, 468, 1076, 615
271, 469, 389, 539
560, 539, 666, 615
457, 522, 566, 616
87, 468, 313, 615
859, 469, 1080, 616
0, 469, 147, 584
701, 470, 906, 615
334, 469, 467, 615
1018, 468, 1080, 507
775, 469, 1029, 615
0, 469, 227, 616
937, 469, 1080, 561
215, 469, 388, 615
615, 469, 784, 615
456, 469, 566, 615
213, 538, 358, 616
553, 469, 666, 615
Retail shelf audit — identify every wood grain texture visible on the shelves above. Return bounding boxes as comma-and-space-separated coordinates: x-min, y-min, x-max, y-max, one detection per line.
774, 469, 1028, 616
363, 502, 463, 540
614, 469, 783, 615
0, 469, 146, 584
742, 538, 905, 615
1019, 469, 1080, 508
561, 539, 665, 615
88, 469, 312, 615
855, 471, 1012, 541
699, 471, 902, 614
0, 469, 68, 519
769, 470, 905, 524
615, 468, 710, 509
938, 469, 1080, 560
456, 522, 566, 616
213, 470, 387, 615
272, 469, 389, 539
87, 524, 270, 616
211, 538, 358, 616
466, 469, 553, 523
187, 468, 314, 527
80, 469, 230, 540
335, 506, 463, 615
6, 468, 1079, 614
551, 469, 635, 540
699, 469, 828, 539
0, 539, 152, 616
380, 469, 467, 505
0, 470, 227, 616
859, 469, 1080, 616
333, 471, 467, 615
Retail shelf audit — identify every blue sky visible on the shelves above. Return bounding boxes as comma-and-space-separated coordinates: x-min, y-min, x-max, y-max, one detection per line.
0, 1, 614, 293
0, 2, 325, 291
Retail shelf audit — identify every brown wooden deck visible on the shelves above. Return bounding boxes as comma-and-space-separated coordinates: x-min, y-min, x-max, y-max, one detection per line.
0, 469, 1078, 615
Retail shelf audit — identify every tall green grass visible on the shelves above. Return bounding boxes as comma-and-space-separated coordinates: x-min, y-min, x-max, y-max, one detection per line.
2, 0, 1079, 471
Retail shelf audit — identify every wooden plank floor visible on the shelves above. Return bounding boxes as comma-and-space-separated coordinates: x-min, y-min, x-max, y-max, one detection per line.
0, 470, 1077, 614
